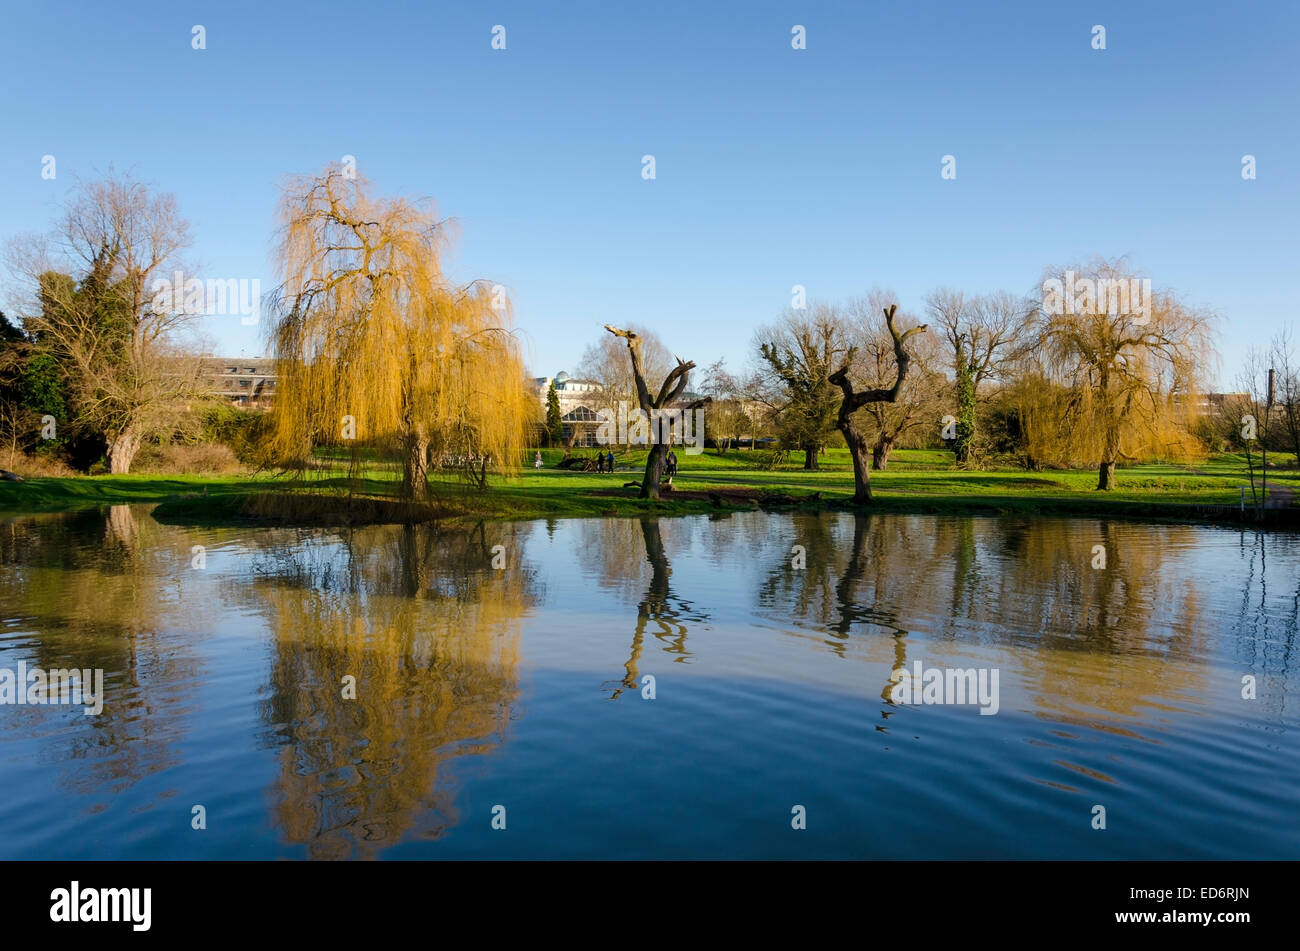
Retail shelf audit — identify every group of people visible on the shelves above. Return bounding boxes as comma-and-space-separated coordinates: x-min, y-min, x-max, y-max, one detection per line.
530, 449, 679, 477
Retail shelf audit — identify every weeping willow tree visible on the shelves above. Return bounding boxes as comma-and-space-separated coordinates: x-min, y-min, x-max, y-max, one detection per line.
268, 166, 532, 497
1034, 260, 1214, 489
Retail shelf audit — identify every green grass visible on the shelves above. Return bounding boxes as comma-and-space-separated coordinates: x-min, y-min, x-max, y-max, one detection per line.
1, 448, 1296, 527
0, 472, 274, 510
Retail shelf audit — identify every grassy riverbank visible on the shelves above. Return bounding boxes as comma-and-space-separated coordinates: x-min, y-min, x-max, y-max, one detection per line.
1, 448, 1296, 526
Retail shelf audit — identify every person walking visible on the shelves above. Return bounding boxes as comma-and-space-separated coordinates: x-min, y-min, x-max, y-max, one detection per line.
606, 450, 615, 473
534, 451, 543, 469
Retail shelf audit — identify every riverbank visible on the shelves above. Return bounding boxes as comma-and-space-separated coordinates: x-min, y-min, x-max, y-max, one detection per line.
1, 449, 1297, 528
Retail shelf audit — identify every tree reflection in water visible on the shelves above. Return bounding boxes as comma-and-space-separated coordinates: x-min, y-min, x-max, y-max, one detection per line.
753, 512, 1296, 727
582, 518, 708, 699
241, 521, 538, 859
0, 506, 203, 794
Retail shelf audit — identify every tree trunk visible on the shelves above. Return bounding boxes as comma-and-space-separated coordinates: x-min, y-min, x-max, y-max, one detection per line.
106, 426, 141, 474
403, 427, 430, 498
1097, 423, 1120, 491
954, 422, 973, 465
641, 442, 669, 500
1097, 460, 1116, 491
872, 436, 894, 471
803, 446, 818, 470
826, 304, 929, 504
844, 422, 873, 503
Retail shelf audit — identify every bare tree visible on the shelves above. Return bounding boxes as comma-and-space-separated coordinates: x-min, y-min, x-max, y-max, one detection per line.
847, 290, 944, 470
1268, 325, 1300, 463
699, 358, 748, 453
828, 305, 928, 503
604, 324, 695, 499
9, 172, 205, 473
927, 288, 1032, 465
576, 326, 671, 449
736, 367, 781, 451
1233, 347, 1273, 513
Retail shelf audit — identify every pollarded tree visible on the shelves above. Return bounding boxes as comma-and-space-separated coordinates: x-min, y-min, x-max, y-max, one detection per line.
577, 325, 672, 449
269, 166, 531, 497
827, 305, 928, 503
847, 290, 944, 470
604, 324, 697, 500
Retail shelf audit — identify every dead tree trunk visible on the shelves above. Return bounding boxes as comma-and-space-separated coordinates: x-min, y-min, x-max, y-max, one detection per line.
605, 324, 695, 500
828, 305, 927, 504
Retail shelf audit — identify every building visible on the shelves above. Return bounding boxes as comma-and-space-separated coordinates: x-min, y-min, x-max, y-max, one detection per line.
203, 358, 277, 409
534, 371, 607, 446
1173, 392, 1252, 418
532, 371, 712, 447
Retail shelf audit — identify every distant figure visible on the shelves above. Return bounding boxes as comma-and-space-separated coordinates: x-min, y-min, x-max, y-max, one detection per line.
667, 450, 678, 477
594, 452, 604, 473
606, 450, 615, 473
534, 451, 543, 469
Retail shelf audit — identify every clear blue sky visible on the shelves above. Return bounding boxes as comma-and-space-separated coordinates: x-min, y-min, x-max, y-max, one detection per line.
2, 0, 1296, 387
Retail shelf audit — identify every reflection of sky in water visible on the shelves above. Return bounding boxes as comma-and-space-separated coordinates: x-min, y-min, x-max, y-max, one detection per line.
0, 507, 1296, 860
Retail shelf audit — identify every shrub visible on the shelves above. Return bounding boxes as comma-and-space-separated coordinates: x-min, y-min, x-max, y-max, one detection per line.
135, 441, 242, 474
158, 443, 242, 474
200, 405, 272, 464
4, 452, 78, 478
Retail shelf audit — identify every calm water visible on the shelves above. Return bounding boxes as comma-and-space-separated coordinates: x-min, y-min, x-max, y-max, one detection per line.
1, 505, 1297, 860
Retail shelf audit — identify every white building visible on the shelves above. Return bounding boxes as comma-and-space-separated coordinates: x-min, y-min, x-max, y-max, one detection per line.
534, 371, 606, 446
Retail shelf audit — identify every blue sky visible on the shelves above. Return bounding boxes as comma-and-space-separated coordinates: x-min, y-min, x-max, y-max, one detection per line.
1, 0, 1296, 387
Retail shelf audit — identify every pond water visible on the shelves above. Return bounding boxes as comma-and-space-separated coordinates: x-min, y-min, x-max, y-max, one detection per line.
1, 505, 1297, 859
